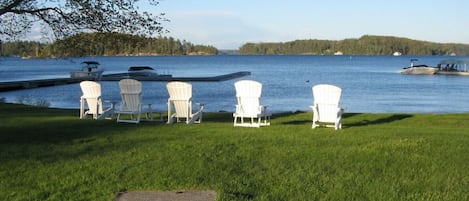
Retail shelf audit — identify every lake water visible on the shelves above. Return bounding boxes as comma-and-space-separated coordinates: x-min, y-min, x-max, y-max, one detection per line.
1, 55, 469, 113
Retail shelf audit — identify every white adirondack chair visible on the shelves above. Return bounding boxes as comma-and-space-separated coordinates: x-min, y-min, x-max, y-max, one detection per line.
116, 79, 162, 123
79, 81, 115, 120
310, 84, 344, 130
233, 80, 271, 127
166, 81, 204, 124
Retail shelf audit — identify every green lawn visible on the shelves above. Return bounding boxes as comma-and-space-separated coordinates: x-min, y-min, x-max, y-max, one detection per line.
0, 103, 468, 201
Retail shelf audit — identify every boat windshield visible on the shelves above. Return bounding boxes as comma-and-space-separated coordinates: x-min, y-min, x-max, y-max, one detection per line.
129, 66, 154, 71
81, 61, 100, 68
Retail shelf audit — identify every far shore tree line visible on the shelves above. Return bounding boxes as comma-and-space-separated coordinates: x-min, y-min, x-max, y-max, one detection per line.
0, 33, 218, 57
2, 34, 469, 58
239, 35, 469, 56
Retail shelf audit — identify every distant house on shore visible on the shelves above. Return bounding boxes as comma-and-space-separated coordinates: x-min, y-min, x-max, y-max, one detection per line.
334, 51, 343, 55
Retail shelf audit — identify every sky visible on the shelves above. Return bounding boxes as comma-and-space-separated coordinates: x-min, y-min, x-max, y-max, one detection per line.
152, 0, 469, 49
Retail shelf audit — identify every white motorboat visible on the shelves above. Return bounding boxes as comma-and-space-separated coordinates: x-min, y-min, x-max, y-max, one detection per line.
400, 59, 438, 75
400, 65, 438, 75
393, 51, 402, 56
127, 66, 172, 77
70, 61, 104, 79
127, 66, 158, 76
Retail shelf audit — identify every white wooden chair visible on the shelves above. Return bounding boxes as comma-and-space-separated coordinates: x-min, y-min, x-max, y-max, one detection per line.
79, 81, 115, 120
310, 84, 344, 130
166, 81, 204, 124
116, 79, 162, 124
233, 80, 271, 127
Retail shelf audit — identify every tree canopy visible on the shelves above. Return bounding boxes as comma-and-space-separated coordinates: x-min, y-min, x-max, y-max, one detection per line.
0, 0, 167, 40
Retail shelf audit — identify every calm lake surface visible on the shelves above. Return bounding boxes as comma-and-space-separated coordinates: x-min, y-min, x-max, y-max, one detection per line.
1, 55, 469, 113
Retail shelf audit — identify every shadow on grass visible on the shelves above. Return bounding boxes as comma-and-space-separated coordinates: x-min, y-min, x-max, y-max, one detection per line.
203, 112, 234, 123
276, 112, 413, 127
0, 105, 169, 162
0, 103, 167, 144
345, 113, 413, 127
264, 111, 310, 125
204, 111, 312, 125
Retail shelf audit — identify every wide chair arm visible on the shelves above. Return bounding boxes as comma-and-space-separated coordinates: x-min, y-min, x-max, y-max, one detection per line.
97, 100, 115, 120
192, 102, 205, 124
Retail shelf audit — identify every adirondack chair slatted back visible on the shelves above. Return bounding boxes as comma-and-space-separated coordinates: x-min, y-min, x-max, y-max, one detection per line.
312, 84, 343, 129
80, 81, 104, 116
167, 81, 193, 119
235, 80, 262, 116
233, 80, 271, 127
119, 79, 142, 112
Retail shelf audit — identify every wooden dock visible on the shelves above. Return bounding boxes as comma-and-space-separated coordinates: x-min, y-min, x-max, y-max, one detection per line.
100, 71, 250, 82
0, 71, 251, 92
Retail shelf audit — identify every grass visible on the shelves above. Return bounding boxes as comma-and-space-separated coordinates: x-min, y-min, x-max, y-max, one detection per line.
0, 103, 468, 201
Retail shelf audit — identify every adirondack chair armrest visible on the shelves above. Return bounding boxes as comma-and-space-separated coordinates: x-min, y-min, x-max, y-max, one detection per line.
234, 104, 242, 115
103, 100, 116, 110
196, 102, 205, 112
309, 104, 320, 112
310, 104, 320, 121
337, 107, 344, 116
140, 102, 163, 121
259, 105, 272, 117
259, 105, 268, 112
337, 107, 344, 112
141, 102, 152, 108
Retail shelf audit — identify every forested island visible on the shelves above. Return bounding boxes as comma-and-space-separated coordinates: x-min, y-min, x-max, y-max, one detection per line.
2, 34, 469, 57
239, 35, 469, 56
0, 32, 218, 58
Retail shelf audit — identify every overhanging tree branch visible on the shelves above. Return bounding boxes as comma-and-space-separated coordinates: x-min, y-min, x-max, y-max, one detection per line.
0, 0, 168, 40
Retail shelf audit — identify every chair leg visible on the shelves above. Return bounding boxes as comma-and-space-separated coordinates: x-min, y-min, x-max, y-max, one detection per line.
117, 113, 122, 122
80, 98, 85, 119
136, 113, 141, 124
146, 111, 153, 121
195, 112, 202, 123
336, 120, 342, 130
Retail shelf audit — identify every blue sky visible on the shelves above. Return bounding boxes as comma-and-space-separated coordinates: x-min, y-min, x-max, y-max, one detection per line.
154, 0, 469, 49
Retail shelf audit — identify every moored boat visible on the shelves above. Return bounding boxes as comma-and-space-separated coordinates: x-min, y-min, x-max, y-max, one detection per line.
127, 66, 159, 76
393, 51, 402, 56
400, 59, 438, 75
70, 61, 104, 79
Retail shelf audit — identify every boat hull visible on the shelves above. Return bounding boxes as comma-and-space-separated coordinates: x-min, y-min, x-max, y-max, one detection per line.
127, 71, 158, 77
400, 67, 437, 75
70, 71, 104, 79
